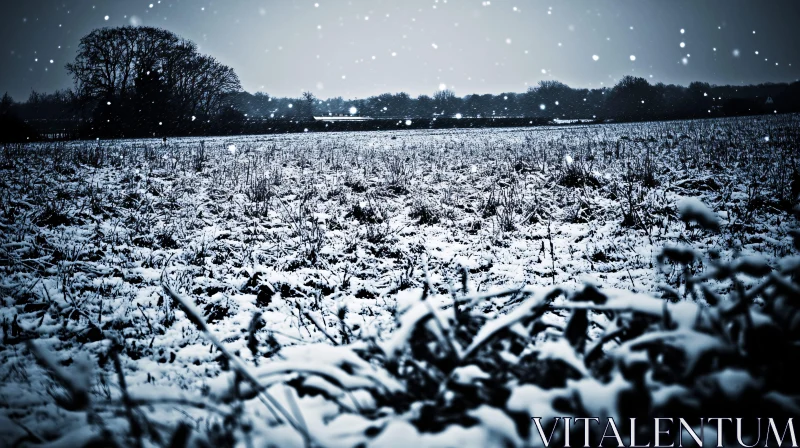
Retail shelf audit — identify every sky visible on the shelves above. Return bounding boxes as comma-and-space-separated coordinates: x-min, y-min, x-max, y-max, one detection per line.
1, 0, 799, 102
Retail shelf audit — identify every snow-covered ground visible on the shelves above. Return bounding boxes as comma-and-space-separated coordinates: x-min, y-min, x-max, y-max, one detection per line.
1, 115, 798, 446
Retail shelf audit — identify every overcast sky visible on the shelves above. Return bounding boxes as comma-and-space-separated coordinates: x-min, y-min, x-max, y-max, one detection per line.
1, 0, 799, 101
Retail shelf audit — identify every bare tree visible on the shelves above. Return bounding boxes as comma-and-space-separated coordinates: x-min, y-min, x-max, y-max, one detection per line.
66, 26, 241, 133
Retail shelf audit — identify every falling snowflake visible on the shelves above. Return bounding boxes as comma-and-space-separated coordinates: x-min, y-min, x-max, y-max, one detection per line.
592, 55, 599, 61
732, 49, 740, 57
439, 83, 447, 90
539, 104, 546, 110
680, 42, 685, 48
455, 113, 462, 119
432, 43, 438, 49
505, 38, 512, 44
349, 106, 358, 114
228, 145, 236, 154
680, 28, 685, 34
630, 55, 636, 61
405, 120, 412, 125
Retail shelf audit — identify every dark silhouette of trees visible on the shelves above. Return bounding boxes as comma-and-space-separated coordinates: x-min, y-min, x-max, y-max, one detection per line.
0, 93, 39, 142
7, 36, 800, 142
65, 26, 241, 137
605, 76, 656, 120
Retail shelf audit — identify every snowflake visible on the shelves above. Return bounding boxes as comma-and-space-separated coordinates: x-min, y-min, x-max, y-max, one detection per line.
592, 55, 599, 61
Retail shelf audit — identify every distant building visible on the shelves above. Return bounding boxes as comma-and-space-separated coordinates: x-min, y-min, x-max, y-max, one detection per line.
313, 116, 371, 122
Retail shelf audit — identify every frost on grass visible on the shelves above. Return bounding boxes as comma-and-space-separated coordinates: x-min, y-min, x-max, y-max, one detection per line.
0, 115, 799, 446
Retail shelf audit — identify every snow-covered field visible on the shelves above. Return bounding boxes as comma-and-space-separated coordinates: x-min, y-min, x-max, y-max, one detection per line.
1, 115, 799, 447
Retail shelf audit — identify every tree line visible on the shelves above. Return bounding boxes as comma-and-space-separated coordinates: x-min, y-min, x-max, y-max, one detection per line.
229, 78, 799, 122
3, 25, 800, 141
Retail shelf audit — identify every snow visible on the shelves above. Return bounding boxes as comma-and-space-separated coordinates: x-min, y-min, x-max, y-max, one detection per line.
1, 115, 796, 446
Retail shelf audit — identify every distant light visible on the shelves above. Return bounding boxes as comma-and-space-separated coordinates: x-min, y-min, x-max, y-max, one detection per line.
592, 54, 599, 61
349, 106, 358, 114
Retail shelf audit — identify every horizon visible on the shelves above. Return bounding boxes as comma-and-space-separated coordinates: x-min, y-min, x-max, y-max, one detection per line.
2, 0, 800, 102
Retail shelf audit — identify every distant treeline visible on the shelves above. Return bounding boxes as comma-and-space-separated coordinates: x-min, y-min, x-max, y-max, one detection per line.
2, 24, 800, 142
229, 78, 799, 123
